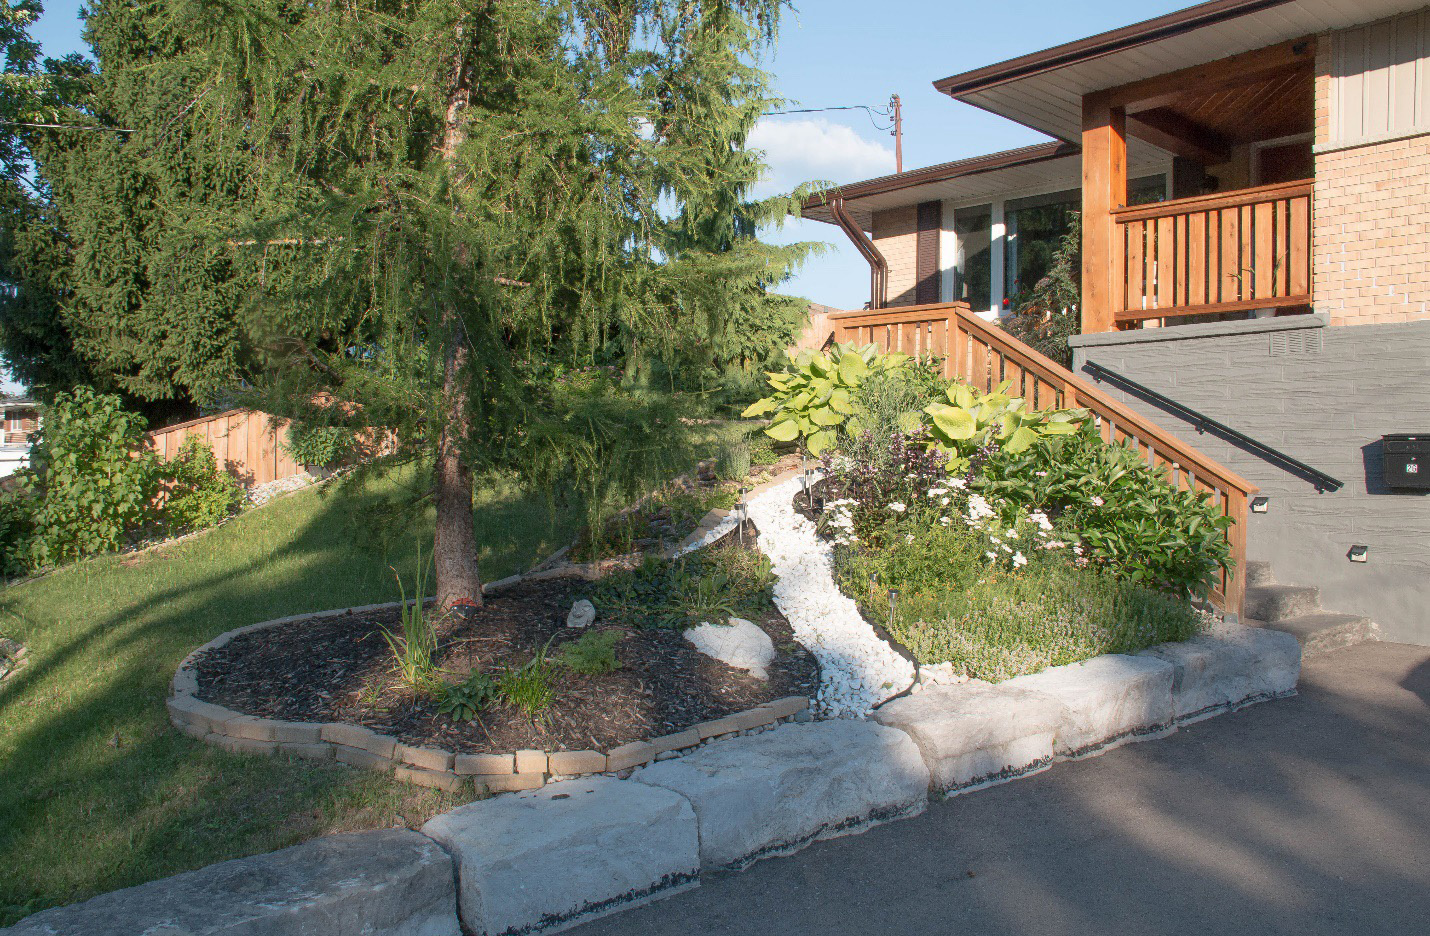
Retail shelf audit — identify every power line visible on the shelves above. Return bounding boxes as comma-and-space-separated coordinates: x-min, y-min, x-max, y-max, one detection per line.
763, 103, 896, 132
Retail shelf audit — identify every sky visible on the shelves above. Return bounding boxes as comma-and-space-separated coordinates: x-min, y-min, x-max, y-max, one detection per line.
27, 0, 1197, 315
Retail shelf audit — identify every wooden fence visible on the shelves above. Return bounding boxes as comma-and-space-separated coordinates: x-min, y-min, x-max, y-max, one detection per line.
830, 301, 1258, 616
146, 410, 301, 488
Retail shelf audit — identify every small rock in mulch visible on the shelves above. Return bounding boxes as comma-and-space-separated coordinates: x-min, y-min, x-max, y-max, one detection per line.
192, 577, 819, 756
566, 599, 596, 629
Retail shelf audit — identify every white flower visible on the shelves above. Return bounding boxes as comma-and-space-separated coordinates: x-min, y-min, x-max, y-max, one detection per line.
966, 494, 994, 521
985, 551, 996, 559
1012, 552, 1027, 568
939, 516, 951, 526
1006, 528, 1019, 540
940, 497, 951, 506
1001, 544, 1013, 553
1090, 496, 1105, 507
1028, 510, 1053, 531
888, 502, 906, 513
946, 477, 967, 490
1035, 471, 1048, 478
904, 534, 915, 543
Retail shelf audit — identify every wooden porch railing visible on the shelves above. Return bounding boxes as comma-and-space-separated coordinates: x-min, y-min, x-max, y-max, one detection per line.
830, 301, 1257, 616
1113, 178, 1312, 324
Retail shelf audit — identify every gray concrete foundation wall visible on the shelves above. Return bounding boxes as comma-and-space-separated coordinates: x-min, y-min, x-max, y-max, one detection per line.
1071, 315, 1430, 645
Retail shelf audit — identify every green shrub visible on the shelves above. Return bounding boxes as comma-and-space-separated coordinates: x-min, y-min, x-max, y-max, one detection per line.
438, 670, 499, 721
161, 436, 245, 534
23, 388, 160, 568
556, 629, 623, 675
741, 343, 910, 456
980, 423, 1233, 598
747, 432, 779, 466
842, 360, 945, 470
833, 520, 1202, 681
592, 542, 775, 629
0, 487, 36, 577
498, 652, 555, 719
282, 424, 356, 468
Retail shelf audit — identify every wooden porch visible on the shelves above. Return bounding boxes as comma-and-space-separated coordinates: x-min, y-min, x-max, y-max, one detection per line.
830, 300, 1257, 617
1113, 178, 1312, 324
1082, 37, 1317, 331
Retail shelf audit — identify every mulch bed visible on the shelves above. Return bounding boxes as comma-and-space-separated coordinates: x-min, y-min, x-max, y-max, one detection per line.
194, 575, 819, 755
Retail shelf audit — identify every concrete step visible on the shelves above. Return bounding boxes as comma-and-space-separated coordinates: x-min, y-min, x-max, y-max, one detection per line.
1252, 612, 1380, 658
1244, 560, 1275, 587
1244, 584, 1321, 623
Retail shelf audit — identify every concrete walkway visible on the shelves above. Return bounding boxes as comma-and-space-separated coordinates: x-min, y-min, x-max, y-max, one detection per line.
571, 641, 1430, 936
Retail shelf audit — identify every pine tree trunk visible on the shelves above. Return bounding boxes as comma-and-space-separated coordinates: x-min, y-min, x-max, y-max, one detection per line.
433, 309, 483, 609
431, 30, 483, 610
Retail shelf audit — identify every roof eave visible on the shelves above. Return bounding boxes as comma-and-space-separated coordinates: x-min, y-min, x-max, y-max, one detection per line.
932, 0, 1297, 98
799, 141, 1079, 215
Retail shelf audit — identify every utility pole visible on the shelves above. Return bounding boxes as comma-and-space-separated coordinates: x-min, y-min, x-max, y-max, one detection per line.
890, 94, 903, 173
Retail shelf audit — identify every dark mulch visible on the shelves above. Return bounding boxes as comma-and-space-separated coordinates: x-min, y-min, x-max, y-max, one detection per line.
194, 575, 819, 755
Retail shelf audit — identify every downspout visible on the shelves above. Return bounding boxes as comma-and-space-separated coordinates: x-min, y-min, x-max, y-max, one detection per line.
829, 196, 888, 309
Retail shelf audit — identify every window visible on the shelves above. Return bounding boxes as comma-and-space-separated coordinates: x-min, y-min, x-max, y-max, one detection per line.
1004, 189, 1078, 308
951, 203, 992, 312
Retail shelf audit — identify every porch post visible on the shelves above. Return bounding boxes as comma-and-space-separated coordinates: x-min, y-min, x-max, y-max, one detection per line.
1081, 91, 1127, 333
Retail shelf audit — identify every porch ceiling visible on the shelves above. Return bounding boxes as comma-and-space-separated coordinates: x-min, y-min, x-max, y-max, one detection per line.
934, 0, 1426, 147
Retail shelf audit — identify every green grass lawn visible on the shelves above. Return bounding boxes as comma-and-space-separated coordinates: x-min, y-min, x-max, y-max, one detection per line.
0, 473, 580, 925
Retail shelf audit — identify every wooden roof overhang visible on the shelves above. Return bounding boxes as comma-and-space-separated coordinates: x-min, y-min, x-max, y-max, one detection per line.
933, 0, 1428, 151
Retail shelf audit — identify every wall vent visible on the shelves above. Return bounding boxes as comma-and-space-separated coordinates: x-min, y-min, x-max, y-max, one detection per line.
1269, 330, 1323, 356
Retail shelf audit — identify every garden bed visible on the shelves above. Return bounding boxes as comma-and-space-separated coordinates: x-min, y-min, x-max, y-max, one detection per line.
192, 557, 818, 757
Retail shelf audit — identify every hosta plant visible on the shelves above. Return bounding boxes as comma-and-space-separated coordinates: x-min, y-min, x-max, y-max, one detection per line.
742, 343, 910, 456
924, 380, 1086, 471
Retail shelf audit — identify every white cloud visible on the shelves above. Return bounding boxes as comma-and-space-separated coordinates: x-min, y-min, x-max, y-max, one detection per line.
748, 117, 894, 197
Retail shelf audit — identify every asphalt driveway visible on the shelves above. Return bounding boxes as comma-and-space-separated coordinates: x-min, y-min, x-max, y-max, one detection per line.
572, 640, 1430, 936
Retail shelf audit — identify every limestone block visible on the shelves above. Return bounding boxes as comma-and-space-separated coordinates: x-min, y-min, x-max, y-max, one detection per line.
1140, 623, 1300, 722
633, 720, 928, 870
421, 777, 698, 935
2, 830, 459, 936
873, 679, 1064, 792
1003, 654, 1176, 757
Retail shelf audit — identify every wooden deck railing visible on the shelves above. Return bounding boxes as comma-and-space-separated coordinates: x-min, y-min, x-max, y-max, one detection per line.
1113, 178, 1312, 324
830, 301, 1257, 615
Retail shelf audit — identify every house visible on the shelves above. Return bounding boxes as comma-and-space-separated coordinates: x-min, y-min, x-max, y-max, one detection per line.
0, 396, 38, 478
803, 0, 1430, 646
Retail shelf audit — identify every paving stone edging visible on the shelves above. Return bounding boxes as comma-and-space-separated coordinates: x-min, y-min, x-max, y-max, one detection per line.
167, 581, 813, 795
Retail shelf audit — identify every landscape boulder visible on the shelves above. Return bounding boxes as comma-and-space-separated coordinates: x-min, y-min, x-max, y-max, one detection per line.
1139, 622, 1301, 722
565, 600, 596, 629
873, 679, 1064, 793
632, 720, 928, 870
1003, 653, 1176, 756
684, 618, 775, 679
420, 777, 698, 936
0, 830, 459, 936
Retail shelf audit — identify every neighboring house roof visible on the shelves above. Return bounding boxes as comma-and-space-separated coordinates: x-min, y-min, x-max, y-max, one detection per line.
800, 140, 1170, 229
932, 0, 1426, 144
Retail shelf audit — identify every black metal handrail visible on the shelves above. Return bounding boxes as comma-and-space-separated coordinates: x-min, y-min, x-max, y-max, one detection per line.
1081, 360, 1344, 493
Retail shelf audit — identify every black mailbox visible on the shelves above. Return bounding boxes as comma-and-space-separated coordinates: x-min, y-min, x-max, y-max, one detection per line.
1384, 433, 1430, 490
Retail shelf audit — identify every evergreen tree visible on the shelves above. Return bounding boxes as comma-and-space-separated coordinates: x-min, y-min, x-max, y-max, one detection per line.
178, 0, 810, 606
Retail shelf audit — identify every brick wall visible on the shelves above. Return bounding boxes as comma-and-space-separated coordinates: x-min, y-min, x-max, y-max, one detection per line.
871, 206, 918, 307
1073, 316, 1430, 646
1313, 31, 1430, 326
